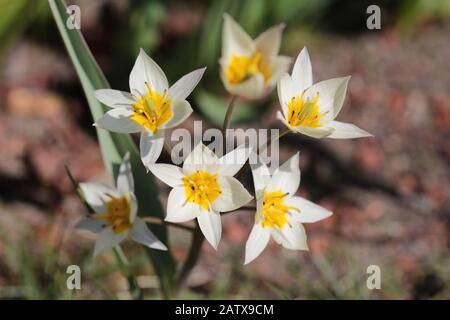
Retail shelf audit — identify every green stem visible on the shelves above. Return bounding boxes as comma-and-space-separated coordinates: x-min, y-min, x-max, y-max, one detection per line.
260, 127, 290, 153
143, 216, 195, 232
175, 225, 204, 293
222, 95, 238, 144
113, 246, 143, 300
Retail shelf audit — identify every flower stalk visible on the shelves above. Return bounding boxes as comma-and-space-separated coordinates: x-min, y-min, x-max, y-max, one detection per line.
113, 246, 143, 300
222, 95, 238, 141
142, 216, 195, 232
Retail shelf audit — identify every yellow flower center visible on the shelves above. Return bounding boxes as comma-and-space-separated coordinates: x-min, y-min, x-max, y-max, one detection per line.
260, 190, 298, 228
92, 194, 133, 234
130, 83, 173, 134
286, 93, 328, 128
182, 171, 222, 210
226, 52, 271, 85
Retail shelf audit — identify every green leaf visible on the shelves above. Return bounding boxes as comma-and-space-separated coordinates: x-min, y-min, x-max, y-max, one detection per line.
48, 0, 176, 298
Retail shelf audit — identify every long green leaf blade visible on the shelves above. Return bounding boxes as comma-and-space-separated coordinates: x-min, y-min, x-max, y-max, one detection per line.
48, 0, 176, 298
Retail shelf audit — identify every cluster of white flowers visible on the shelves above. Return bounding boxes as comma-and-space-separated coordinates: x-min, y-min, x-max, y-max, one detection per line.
77, 14, 372, 264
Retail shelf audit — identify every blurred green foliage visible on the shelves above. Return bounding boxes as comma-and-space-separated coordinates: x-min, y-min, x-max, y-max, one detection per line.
0, 0, 48, 63
397, 0, 450, 31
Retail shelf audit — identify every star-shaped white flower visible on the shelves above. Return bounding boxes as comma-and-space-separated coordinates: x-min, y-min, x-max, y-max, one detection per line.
277, 47, 373, 139
148, 143, 253, 249
220, 13, 292, 99
94, 49, 205, 168
244, 152, 332, 264
76, 153, 167, 256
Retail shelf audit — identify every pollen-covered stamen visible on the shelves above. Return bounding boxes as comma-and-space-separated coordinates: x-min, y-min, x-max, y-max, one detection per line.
287, 92, 328, 128
260, 190, 298, 228
226, 51, 271, 85
182, 170, 222, 211
92, 194, 133, 234
130, 82, 173, 134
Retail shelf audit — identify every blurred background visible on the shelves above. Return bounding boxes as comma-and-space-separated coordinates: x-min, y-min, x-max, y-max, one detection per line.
0, 0, 449, 299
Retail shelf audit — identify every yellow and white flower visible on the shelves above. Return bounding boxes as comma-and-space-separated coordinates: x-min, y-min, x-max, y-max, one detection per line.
277, 47, 373, 139
76, 153, 167, 256
94, 49, 205, 168
220, 14, 292, 99
148, 143, 253, 249
244, 152, 332, 264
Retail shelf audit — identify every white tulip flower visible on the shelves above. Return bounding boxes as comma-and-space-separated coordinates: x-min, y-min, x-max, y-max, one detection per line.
244, 152, 332, 264
94, 49, 205, 168
148, 143, 253, 249
220, 13, 292, 99
277, 47, 373, 139
76, 153, 167, 256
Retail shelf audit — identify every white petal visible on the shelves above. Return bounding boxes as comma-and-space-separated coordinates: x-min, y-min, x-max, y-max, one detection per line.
272, 221, 308, 251
95, 108, 141, 133
147, 163, 184, 188
266, 152, 300, 196
267, 55, 292, 89
293, 125, 335, 139
161, 100, 193, 130
222, 13, 254, 62
326, 121, 373, 139
277, 73, 297, 117
94, 89, 134, 108
166, 186, 200, 222
168, 68, 206, 101
128, 192, 138, 223
217, 144, 251, 177
116, 152, 134, 195
197, 210, 222, 250
212, 176, 253, 212
129, 48, 168, 96
284, 196, 332, 223
76, 218, 104, 233
221, 71, 265, 99
250, 154, 271, 192
254, 23, 285, 59
79, 182, 116, 213
304, 76, 351, 121
291, 47, 313, 91
94, 228, 127, 257
244, 224, 271, 265
129, 218, 167, 251
182, 142, 219, 175
140, 129, 165, 169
